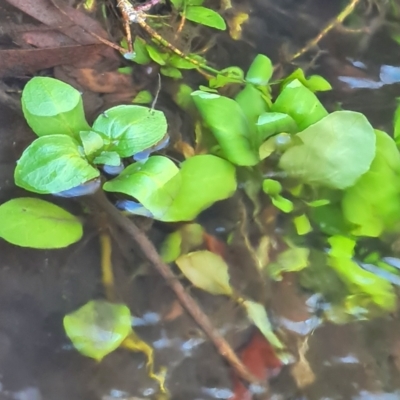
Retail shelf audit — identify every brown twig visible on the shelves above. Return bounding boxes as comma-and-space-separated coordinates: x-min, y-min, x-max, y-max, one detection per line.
290, 0, 362, 61
89, 189, 262, 386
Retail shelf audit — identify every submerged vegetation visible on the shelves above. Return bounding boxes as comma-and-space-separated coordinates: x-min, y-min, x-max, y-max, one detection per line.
1, 0, 400, 397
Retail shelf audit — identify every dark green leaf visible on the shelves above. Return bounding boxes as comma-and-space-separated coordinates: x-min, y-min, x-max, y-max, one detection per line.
22, 77, 90, 138
15, 135, 99, 194
92, 105, 167, 158
0, 197, 83, 249
279, 111, 376, 189
168, 54, 200, 69
63, 300, 132, 361
245, 54, 273, 86
192, 90, 259, 165
272, 79, 328, 130
131, 37, 151, 64
146, 45, 167, 65
185, 6, 226, 30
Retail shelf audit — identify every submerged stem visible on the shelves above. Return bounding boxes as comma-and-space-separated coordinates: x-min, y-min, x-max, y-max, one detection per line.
89, 189, 263, 387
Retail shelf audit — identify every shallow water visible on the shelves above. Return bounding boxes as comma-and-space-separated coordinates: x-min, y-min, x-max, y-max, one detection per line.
1, 0, 400, 399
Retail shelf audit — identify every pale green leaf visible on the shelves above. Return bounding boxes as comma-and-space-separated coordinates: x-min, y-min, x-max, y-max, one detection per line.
176, 250, 233, 295
63, 300, 132, 361
0, 198, 82, 248
185, 6, 226, 30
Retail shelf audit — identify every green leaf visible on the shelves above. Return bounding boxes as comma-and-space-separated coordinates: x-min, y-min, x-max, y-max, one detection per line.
146, 45, 167, 65
269, 247, 310, 279
242, 300, 284, 349
271, 195, 293, 213
132, 90, 153, 104
272, 79, 328, 131
93, 151, 121, 166
256, 112, 297, 141
79, 130, 104, 157
279, 111, 376, 189
15, 135, 99, 194
63, 300, 132, 361
342, 129, 400, 236
170, 0, 184, 10
131, 37, 151, 65
160, 66, 183, 79
192, 91, 259, 166
185, 6, 226, 30
104, 155, 237, 222
22, 77, 90, 138
161, 154, 237, 221
245, 54, 273, 86
393, 99, 400, 147
327, 236, 396, 311
92, 105, 167, 158
0, 198, 83, 249
209, 67, 244, 89
103, 156, 181, 216
235, 85, 270, 144
168, 54, 200, 70
175, 250, 233, 295
262, 179, 282, 196
293, 214, 312, 235
282, 69, 332, 92
174, 84, 195, 111
160, 223, 204, 263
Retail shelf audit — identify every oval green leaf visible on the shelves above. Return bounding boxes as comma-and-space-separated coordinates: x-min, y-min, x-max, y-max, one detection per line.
185, 6, 226, 30
279, 111, 376, 189
63, 300, 132, 361
272, 79, 328, 131
192, 90, 259, 166
15, 135, 100, 194
92, 105, 167, 158
176, 250, 233, 295
256, 112, 298, 141
103, 155, 181, 216
22, 77, 90, 138
0, 198, 83, 248
245, 54, 273, 86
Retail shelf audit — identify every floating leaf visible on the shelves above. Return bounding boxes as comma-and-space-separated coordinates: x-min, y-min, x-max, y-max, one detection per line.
63, 300, 132, 361
293, 214, 312, 235
192, 91, 258, 166
272, 79, 328, 130
176, 250, 233, 295
92, 105, 167, 158
132, 90, 153, 104
342, 129, 400, 236
242, 300, 284, 350
0, 198, 82, 248
22, 77, 90, 138
185, 6, 226, 30
245, 54, 273, 86
279, 111, 376, 189
15, 135, 99, 194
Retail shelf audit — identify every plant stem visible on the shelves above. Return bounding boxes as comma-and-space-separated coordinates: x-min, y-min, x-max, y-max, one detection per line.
290, 0, 362, 61
89, 189, 262, 387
